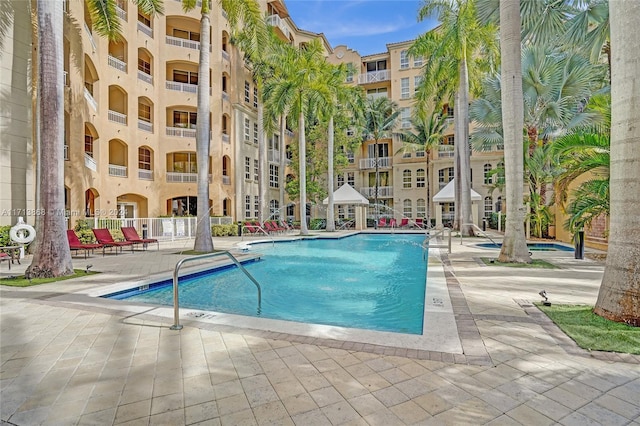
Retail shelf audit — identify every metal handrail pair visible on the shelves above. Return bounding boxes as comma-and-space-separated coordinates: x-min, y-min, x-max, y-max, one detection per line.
423, 227, 452, 258
170, 250, 262, 330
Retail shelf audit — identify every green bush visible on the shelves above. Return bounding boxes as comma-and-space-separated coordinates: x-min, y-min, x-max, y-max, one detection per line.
73, 220, 124, 242
309, 219, 325, 230
211, 224, 238, 237
0, 225, 12, 247
75, 228, 97, 244
488, 212, 506, 230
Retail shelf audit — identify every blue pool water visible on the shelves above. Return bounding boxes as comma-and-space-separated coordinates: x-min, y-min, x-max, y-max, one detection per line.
107, 234, 428, 334
476, 242, 574, 251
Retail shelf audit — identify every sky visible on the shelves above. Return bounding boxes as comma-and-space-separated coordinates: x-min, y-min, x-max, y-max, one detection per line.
285, 0, 440, 56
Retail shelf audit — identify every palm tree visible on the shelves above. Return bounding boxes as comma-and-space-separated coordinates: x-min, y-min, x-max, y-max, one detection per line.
410, 0, 499, 236
27, 0, 163, 278
263, 39, 332, 235
361, 96, 400, 228
397, 109, 449, 223
181, 0, 264, 252
594, 0, 640, 326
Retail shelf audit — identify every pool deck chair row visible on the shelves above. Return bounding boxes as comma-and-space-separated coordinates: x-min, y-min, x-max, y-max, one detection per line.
66, 228, 159, 257
121, 227, 160, 250
66, 230, 105, 258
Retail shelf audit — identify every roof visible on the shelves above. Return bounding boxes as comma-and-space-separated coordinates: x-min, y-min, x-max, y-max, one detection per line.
322, 184, 370, 205
432, 179, 482, 203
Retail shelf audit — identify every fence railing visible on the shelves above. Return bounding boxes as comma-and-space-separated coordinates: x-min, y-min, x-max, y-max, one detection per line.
165, 35, 199, 50
84, 153, 97, 172
138, 119, 153, 132
166, 126, 196, 138
108, 55, 127, 72
359, 186, 393, 198
108, 110, 127, 125
84, 88, 98, 111
137, 21, 153, 37
137, 70, 153, 85
108, 164, 127, 177
359, 157, 392, 169
87, 216, 233, 241
138, 169, 153, 180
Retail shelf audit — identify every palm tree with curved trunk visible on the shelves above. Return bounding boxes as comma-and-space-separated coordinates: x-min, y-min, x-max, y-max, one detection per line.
594, 0, 640, 326
181, 0, 264, 252
27, 0, 163, 278
361, 96, 400, 228
410, 0, 498, 236
262, 39, 332, 235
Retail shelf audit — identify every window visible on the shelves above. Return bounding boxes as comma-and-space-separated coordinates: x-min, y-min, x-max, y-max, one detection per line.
269, 164, 279, 188
400, 50, 409, 69
244, 81, 250, 103
253, 87, 258, 108
173, 29, 199, 41
253, 123, 258, 145
138, 147, 151, 170
84, 134, 94, 156
245, 195, 251, 219
444, 135, 455, 145
173, 111, 196, 128
403, 199, 412, 217
403, 169, 411, 189
347, 172, 355, 187
270, 200, 279, 218
414, 76, 422, 94
400, 78, 410, 99
173, 70, 198, 85
346, 151, 354, 164
446, 104, 454, 118
401, 107, 411, 128
346, 70, 354, 83
484, 163, 493, 184
244, 118, 250, 142
138, 102, 151, 122
484, 197, 493, 218
416, 151, 425, 158
416, 169, 425, 188
403, 152, 411, 159
337, 174, 344, 187
254, 195, 259, 218
413, 56, 423, 67
367, 87, 387, 98
254, 159, 258, 181
244, 157, 251, 180
138, 58, 151, 75
137, 11, 150, 27
270, 134, 280, 150
416, 199, 426, 218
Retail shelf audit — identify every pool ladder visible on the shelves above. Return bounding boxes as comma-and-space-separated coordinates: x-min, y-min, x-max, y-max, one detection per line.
170, 250, 262, 330
422, 228, 452, 260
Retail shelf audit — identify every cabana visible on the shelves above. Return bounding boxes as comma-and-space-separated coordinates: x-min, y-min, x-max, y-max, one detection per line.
322, 184, 369, 230
432, 179, 482, 228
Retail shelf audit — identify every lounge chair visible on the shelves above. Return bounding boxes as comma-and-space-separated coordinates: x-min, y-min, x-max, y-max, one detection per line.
121, 227, 159, 250
264, 220, 285, 234
377, 217, 387, 228
389, 218, 397, 228
66, 230, 104, 258
415, 218, 425, 229
92, 228, 135, 254
243, 221, 260, 234
399, 218, 410, 228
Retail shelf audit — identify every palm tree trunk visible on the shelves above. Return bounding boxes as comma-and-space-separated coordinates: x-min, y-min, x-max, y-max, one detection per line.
594, 0, 640, 326
458, 59, 473, 236
498, 0, 531, 263
26, 0, 73, 278
374, 140, 379, 229
299, 111, 309, 235
258, 101, 267, 223
194, 12, 213, 252
326, 116, 336, 231
279, 115, 286, 218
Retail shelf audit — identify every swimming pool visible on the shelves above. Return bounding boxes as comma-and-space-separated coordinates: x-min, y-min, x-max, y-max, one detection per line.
106, 234, 428, 334
476, 242, 574, 251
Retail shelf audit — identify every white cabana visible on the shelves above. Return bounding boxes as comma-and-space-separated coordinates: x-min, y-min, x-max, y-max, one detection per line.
322, 184, 369, 230
432, 179, 482, 228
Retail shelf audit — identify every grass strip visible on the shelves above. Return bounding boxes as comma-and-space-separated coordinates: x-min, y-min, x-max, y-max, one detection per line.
537, 304, 640, 355
480, 258, 557, 269
0, 270, 99, 287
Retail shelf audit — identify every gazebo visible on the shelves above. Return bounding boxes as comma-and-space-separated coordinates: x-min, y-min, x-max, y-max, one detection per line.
432, 179, 482, 228
322, 184, 370, 230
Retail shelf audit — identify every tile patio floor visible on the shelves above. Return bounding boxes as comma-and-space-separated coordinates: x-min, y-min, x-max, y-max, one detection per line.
1, 232, 639, 425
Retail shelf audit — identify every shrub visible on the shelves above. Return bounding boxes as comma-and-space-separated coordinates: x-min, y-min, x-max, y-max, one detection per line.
211, 224, 238, 237
0, 225, 12, 247
309, 219, 325, 230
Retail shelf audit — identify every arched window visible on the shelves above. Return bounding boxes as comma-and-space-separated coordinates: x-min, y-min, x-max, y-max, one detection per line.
270, 200, 279, 219
416, 169, 425, 188
484, 196, 493, 218
416, 198, 426, 218
403, 169, 411, 188
223, 198, 231, 216
403, 199, 412, 217
484, 163, 492, 184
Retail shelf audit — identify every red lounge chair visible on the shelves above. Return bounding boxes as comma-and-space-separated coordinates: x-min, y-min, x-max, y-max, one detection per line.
264, 221, 284, 234
399, 218, 409, 228
121, 227, 159, 250
243, 222, 260, 234
66, 230, 104, 258
415, 218, 425, 229
92, 228, 134, 254
389, 218, 397, 228
377, 217, 387, 228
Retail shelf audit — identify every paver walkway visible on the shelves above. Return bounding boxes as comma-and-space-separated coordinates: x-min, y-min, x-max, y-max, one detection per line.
1, 232, 639, 425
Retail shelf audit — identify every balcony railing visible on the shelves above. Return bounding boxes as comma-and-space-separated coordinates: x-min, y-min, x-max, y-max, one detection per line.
108, 110, 127, 125
138, 119, 153, 132
166, 80, 197, 93
358, 70, 390, 84
166, 126, 196, 138
222, 91, 229, 102
107, 55, 127, 72
359, 186, 393, 198
266, 14, 290, 38
222, 50, 229, 61
165, 35, 199, 50
64, 145, 69, 160
166, 172, 211, 183
359, 157, 392, 169
137, 21, 153, 37
285, 129, 294, 138
84, 87, 98, 111
108, 164, 127, 177
138, 169, 153, 180
138, 70, 153, 85
268, 149, 280, 163
438, 145, 455, 158
222, 133, 230, 143
115, 5, 127, 21
84, 22, 97, 50
222, 176, 231, 185
84, 153, 97, 171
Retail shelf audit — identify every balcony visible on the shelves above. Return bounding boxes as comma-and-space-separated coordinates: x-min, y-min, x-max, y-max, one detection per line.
222, 133, 230, 143
138, 119, 153, 132
166, 172, 211, 183
138, 70, 153, 85
222, 91, 229, 102
166, 126, 196, 138
84, 87, 98, 111
108, 164, 127, 177
84, 153, 97, 171
137, 21, 153, 37
438, 145, 455, 158
166, 80, 197, 94
266, 14, 290, 39
358, 70, 390, 84
107, 55, 127, 72
268, 149, 280, 163
166, 35, 200, 50
222, 50, 229, 61
108, 110, 127, 125
84, 22, 96, 51
359, 157, 392, 170
138, 169, 153, 180
222, 176, 231, 185
359, 186, 393, 198
115, 5, 127, 21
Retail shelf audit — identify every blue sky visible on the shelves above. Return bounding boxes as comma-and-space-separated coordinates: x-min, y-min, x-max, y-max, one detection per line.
285, 0, 440, 56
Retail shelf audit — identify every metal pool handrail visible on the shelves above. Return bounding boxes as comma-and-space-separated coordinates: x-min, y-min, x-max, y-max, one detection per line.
170, 251, 262, 330
423, 227, 452, 257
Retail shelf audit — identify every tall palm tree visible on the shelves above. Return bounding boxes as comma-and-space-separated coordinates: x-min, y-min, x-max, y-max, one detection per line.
27, 0, 163, 278
361, 96, 400, 228
594, 0, 640, 326
410, 0, 498, 236
263, 39, 332, 235
181, 0, 264, 252
397, 109, 449, 223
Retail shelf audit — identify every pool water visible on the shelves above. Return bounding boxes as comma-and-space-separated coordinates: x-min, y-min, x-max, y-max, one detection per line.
476, 242, 574, 251
107, 234, 428, 334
